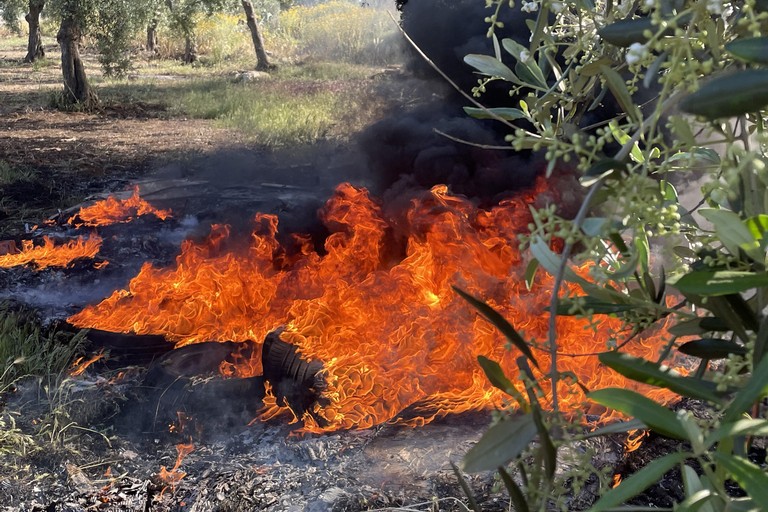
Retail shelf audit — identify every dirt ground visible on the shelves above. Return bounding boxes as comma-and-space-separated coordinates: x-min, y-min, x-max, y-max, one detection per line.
0, 42, 252, 168
0, 41, 259, 232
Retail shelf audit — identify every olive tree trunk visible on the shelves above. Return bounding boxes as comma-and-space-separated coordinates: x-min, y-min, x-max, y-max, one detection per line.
241, 0, 275, 71
183, 31, 198, 63
56, 14, 98, 107
23, 0, 45, 63
146, 18, 159, 54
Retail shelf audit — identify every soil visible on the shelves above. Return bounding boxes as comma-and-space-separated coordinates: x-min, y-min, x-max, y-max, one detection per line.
0, 41, 257, 233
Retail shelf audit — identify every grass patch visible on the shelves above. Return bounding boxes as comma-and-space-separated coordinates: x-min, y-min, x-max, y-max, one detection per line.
276, 61, 379, 80
171, 76, 368, 146
0, 35, 27, 52
276, 1, 401, 65
0, 160, 36, 186
0, 303, 86, 390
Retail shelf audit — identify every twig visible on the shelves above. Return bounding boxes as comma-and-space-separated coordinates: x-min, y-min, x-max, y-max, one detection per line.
387, 11, 519, 132
433, 129, 514, 150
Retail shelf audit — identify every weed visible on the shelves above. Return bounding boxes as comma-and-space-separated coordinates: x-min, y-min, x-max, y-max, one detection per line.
0, 161, 36, 186
171, 77, 367, 146
0, 411, 36, 457
0, 303, 86, 389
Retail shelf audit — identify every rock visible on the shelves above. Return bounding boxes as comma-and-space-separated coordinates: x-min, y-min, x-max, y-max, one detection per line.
233, 70, 270, 83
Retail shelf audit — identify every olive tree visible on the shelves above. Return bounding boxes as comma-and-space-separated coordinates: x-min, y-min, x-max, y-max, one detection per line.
241, 0, 273, 70
0, 0, 46, 62
48, 0, 154, 106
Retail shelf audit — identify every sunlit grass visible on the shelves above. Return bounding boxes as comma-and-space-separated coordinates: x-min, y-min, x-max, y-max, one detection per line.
138, 3, 402, 68
276, 0, 401, 65
0, 33, 26, 51
171, 77, 361, 146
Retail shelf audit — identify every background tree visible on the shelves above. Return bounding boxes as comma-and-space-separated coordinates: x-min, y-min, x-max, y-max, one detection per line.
241, 0, 273, 70
48, 0, 154, 105
49, 0, 98, 106
0, 0, 25, 33
91, 0, 154, 76
165, 0, 228, 64
0, 0, 46, 62
23, 0, 44, 62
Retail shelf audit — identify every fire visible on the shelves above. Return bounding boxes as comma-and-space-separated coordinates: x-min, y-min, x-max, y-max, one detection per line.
157, 442, 194, 489
69, 180, 679, 432
0, 235, 102, 269
624, 428, 649, 453
69, 351, 105, 377
72, 186, 172, 226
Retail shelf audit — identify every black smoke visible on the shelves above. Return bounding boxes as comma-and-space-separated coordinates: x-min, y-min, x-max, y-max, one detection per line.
359, 0, 544, 205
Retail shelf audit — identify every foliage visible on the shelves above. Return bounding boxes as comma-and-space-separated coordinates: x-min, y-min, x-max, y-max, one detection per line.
0, 0, 26, 33
91, 0, 156, 76
458, 0, 768, 508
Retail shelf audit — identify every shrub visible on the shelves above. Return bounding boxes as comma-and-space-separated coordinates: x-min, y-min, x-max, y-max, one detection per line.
458, 0, 768, 508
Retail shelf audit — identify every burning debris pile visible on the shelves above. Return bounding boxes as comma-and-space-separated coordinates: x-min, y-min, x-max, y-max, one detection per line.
0, 176, 680, 511
1, 176, 678, 436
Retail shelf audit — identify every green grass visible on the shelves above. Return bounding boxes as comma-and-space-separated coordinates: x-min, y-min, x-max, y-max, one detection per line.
0, 35, 27, 51
169, 74, 372, 146
0, 303, 86, 390
276, 61, 378, 80
0, 161, 36, 186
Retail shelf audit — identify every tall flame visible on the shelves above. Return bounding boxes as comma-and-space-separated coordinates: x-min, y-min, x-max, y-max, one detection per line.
0, 236, 102, 269
72, 186, 172, 226
69, 181, 678, 432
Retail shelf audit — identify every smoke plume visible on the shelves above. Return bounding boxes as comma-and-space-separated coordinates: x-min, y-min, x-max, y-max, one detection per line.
360, 0, 544, 205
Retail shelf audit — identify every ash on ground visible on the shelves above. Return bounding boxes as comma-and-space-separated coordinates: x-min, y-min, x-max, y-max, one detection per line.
0, 368, 513, 512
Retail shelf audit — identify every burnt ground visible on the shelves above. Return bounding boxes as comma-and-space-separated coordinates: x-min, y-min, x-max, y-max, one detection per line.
1, 367, 511, 512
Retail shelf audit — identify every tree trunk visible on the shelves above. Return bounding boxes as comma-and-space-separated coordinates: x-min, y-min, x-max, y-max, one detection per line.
56, 15, 98, 107
241, 0, 275, 71
146, 19, 159, 54
183, 31, 198, 64
23, 0, 45, 63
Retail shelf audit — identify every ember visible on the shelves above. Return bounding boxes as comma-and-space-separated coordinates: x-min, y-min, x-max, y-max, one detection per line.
0, 235, 102, 269
69, 181, 678, 433
71, 186, 172, 226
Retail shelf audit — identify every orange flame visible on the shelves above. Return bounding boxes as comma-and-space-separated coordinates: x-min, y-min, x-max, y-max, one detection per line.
158, 442, 194, 488
0, 235, 102, 269
69, 351, 105, 377
73, 186, 172, 226
69, 181, 680, 432
625, 428, 649, 453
